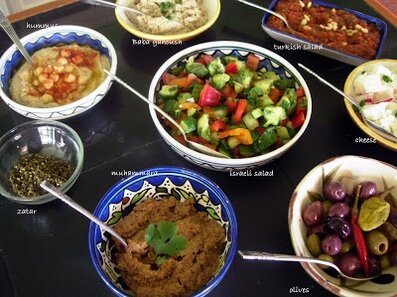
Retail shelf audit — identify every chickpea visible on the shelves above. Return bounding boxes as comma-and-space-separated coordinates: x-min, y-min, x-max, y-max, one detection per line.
41, 93, 53, 103
32, 79, 40, 87
60, 49, 72, 58
38, 74, 47, 83
53, 65, 65, 73
43, 79, 54, 90
64, 74, 76, 83
64, 65, 74, 73
72, 55, 83, 65
50, 73, 60, 82
57, 57, 68, 66
34, 66, 44, 76
44, 65, 53, 74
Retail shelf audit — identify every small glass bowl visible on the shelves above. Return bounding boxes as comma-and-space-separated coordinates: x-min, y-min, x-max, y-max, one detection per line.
0, 120, 84, 205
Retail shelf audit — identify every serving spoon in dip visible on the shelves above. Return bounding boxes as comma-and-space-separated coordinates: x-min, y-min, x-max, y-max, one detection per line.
40, 180, 129, 249
238, 250, 379, 282
236, 0, 291, 30
103, 69, 229, 159
0, 8, 34, 67
298, 63, 397, 142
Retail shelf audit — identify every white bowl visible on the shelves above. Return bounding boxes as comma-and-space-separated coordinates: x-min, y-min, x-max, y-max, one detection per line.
289, 155, 397, 297
0, 25, 117, 120
148, 41, 312, 171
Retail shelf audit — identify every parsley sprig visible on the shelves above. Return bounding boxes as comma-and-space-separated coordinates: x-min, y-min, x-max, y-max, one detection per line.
145, 221, 187, 265
157, 1, 175, 20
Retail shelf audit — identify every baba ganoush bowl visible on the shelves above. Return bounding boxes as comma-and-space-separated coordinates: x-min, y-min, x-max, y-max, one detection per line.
148, 41, 312, 172
261, 0, 387, 66
289, 155, 397, 297
344, 59, 397, 151
115, 0, 221, 42
0, 25, 117, 120
88, 166, 237, 297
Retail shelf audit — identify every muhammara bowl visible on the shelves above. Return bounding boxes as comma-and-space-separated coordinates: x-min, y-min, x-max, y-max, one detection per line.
88, 166, 237, 297
289, 155, 397, 297
0, 25, 117, 120
148, 41, 312, 172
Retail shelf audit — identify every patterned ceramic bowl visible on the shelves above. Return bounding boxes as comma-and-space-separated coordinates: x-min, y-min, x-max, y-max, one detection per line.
115, 0, 221, 42
88, 167, 237, 297
289, 155, 397, 297
148, 41, 312, 171
0, 25, 117, 120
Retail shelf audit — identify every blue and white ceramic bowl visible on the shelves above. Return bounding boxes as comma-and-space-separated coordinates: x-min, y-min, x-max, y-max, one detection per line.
0, 25, 117, 119
88, 167, 237, 297
148, 41, 312, 171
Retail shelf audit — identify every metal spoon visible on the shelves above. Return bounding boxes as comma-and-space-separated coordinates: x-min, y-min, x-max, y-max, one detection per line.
0, 7, 34, 67
103, 69, 229, 159
298, 63, 397, 142
79, 0, 146, 16
236, 0, 291, 30
40, 180, 129, 249
238, 250, 377, 282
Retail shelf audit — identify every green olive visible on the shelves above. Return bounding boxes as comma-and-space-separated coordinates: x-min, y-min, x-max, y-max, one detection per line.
380, 254, 392, 270
365, 230, 389, 256
322, 200, 332, 217
307, 233, 322, 257
318, 253, 334, 269
340, 239, 354, 255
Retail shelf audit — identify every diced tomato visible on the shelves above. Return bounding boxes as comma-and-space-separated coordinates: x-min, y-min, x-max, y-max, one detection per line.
246, 53, 260, 71
269, 87, 283, 103
179, 102, 202, 110
291, 111, 305, 129
280, 119, 289, 126
195, 54, 214, 66
295, 96, 307, 115
218, 128, 253, 145
232, 99, 247, 123
162, 73, 177, 85
274, 136, 282, 149
296, 86, 305, 98
225, 97, 238, 112
221, 83, 234, 98
198, 84, 222, 107
255, 127, 266, 134
232, 146, 242, 159
174, 134, 186, 144
225, 62, 238, 74
210, 119, 227, 132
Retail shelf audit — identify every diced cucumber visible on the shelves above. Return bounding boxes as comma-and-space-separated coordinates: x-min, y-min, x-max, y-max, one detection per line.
197, 113, 211, 141
243, 112, 259, 130
227, 136, 241, 149
213, 106, 229, 119
218, 146, 232, 158
251, 108, 264, 119
159, 85, 179, 100
261, 71, 280, 82
263, 105, 287, 127
235, 60, 246, 72
164, 99, 178, 113
191, 83, 203, 101
274, 78, 296, 90
186, 62, 208, 78
180, 116, 197, 133
208, 57, 225, 76
250, 130, 260, 142
257, 127, 277, 151
211, 73, 230, 90
254, 78, 274, 95
177, 92, 193, 104
234, 82, 244, 94
239, 145, 255, 157
187, 108, 197, 117
256, 95, 274, 107
223, 56, 238, 64
276, 126, 290, 140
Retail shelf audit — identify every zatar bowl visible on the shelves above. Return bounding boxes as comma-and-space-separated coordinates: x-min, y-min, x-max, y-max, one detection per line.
0, 25, 117, 120
88, 166, 237, 297
0, 120, 84, 205
289, 155, 397, 297
148, 41, 312, 171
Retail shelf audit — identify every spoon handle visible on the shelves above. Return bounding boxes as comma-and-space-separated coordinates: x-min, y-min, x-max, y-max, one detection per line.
40, 181, 128, 249
103, 69, 187, 141
238, 250, 336, 267
79, 0, 145, 15
0, 8, 34, 67
298, 63, 360, 109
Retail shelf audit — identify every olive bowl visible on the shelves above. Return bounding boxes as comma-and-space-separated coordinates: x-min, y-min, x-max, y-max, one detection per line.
0, 120, 84, 205
289, 155, 397, 297
0, 25, 117, 120
88, 166, 237, 297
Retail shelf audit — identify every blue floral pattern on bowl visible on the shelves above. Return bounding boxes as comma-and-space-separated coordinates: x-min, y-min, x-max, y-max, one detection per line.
88, 167, 237, 297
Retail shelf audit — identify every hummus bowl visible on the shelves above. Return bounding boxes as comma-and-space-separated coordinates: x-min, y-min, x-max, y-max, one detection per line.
0, 25, 117, 120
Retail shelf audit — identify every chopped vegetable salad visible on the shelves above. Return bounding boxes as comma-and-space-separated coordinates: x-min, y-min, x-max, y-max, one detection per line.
156, 53, 307, 158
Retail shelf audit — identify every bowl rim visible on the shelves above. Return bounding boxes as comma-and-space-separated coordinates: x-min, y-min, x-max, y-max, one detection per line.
88, 166, 238, 297
114, 0, 221, 41
148, 40, 312, 166
0, 25, 117, 115
288, 155, 397, 297
0, 119, 84, 204
343, 59, 397, 151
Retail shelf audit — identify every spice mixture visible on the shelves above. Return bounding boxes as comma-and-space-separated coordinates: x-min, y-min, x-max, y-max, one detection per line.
113, 197, 225, 297
8, 153, 73, 197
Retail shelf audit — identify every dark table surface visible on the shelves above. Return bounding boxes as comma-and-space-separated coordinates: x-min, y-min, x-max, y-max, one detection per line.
0, 1, 396, 296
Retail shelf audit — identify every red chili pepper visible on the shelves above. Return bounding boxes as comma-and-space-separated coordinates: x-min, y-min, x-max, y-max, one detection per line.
351, 185, 369, 276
